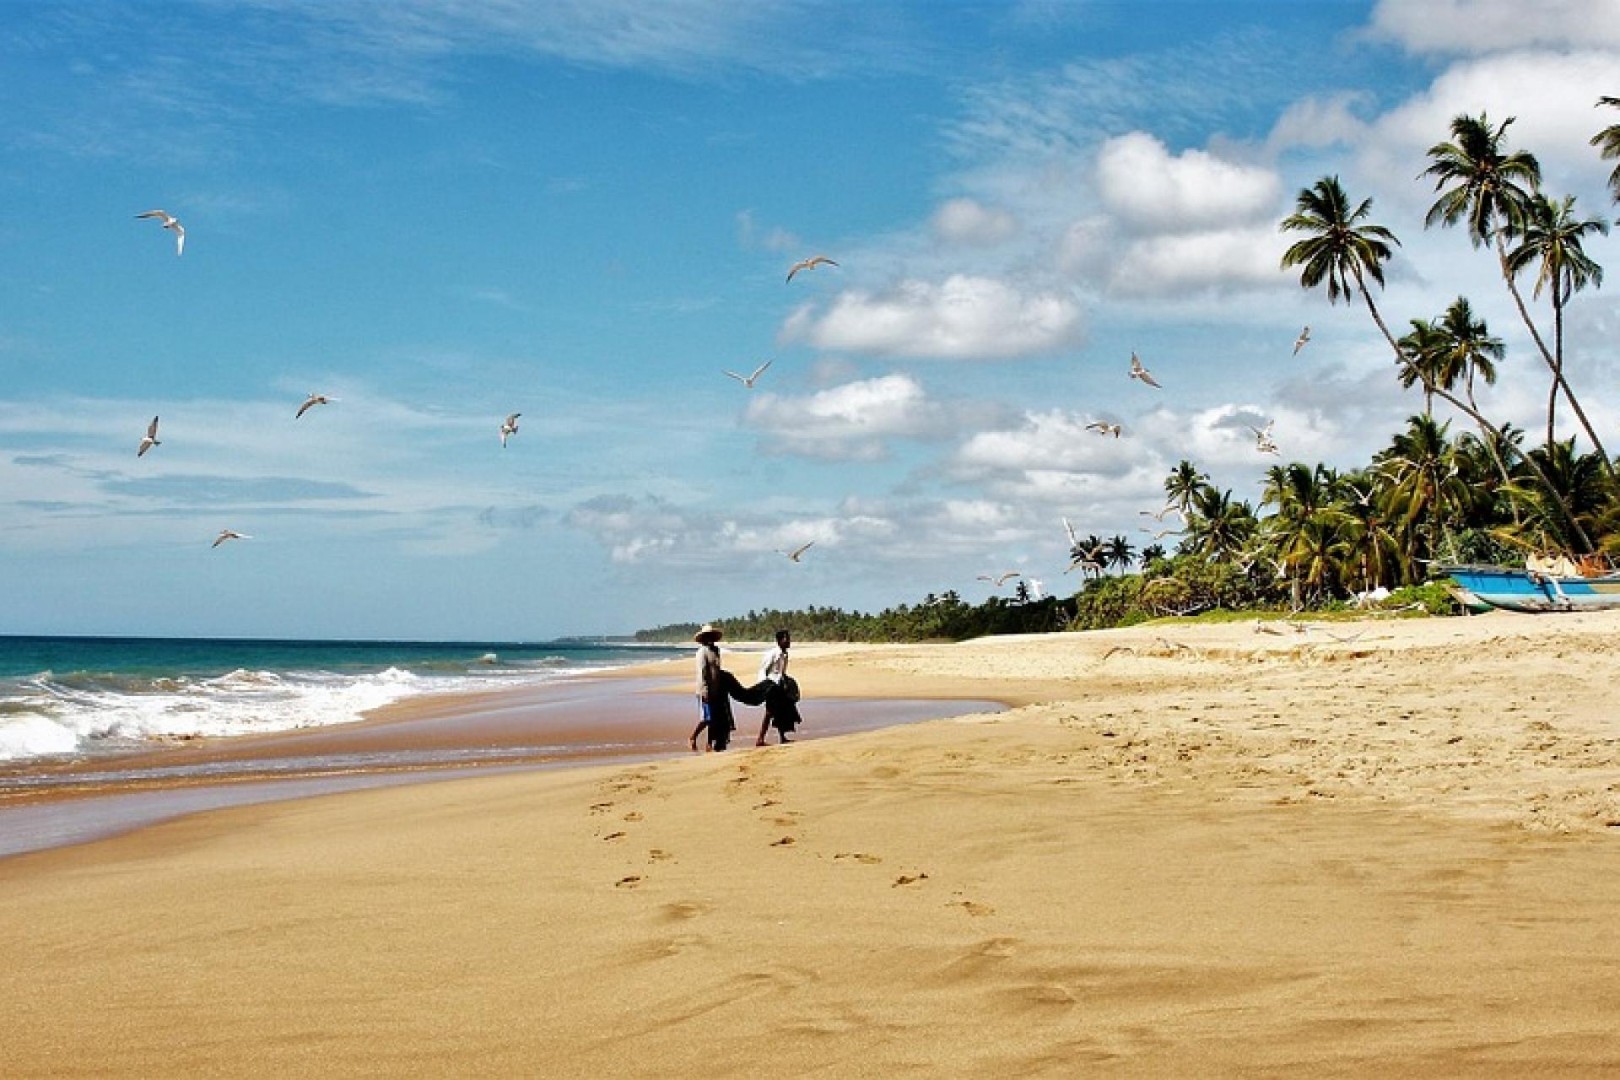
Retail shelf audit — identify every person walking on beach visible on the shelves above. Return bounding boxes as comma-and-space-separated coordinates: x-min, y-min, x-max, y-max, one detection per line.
690, 624, 734, 752
755, 629, 801, 746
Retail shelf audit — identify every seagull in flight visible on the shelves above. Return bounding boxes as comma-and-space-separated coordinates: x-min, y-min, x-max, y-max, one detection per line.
136, 415, 161, 457
1249, 420, 1280, 456
777, 541, 815, 563
212, 529, 251, 548
977, 571, 1022, 587
723, 359, 773, 388
135, 209, 185, 255
295, 393, 335, 419
1086, 421, 1122, 438
499, 413, 521, 448
1128, 352, 1161, 388
786, 255, 838, 282
1292, 325, 1311, 355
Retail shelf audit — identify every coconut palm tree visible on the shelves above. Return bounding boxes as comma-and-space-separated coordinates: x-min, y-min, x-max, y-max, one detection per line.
1421, 113, 1540, 244
1592, 96, 1620, 203
1163, 459, 1211, 516
1421, 113, 1609, 472
1375, 415, 1472, 565
1183, 487, 1257, 564
1281, 174, 1592, 550
1396, 317, 1448, 416
1503, 192, 1611, 464
1103, 534, 1136, 575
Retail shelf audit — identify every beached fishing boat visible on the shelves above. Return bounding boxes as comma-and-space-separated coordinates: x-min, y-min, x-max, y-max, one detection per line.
1440, 564, 1620, 613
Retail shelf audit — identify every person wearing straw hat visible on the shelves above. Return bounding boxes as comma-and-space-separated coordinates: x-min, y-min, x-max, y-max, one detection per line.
689, 624, 732, 752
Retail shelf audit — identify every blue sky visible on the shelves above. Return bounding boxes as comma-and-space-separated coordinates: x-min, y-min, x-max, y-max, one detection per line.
2, 0, 1618, 640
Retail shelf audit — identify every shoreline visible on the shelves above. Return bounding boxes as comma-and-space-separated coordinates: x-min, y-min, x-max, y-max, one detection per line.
0, 653, 1003, 857
5, 614, 1620, 1075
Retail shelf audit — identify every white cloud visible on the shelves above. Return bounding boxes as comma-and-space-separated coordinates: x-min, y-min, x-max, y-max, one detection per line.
781, 274, 1084, 360
931, 197, 1019, 246
1107, 226, 1288, 295
1359, 50, 1620, 199
743, 374, 951, 460
1096, 132, 1281, 233
1369, 0, 1620, 54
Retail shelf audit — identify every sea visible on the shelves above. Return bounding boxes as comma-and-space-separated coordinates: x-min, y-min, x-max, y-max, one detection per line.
0, 635, 684, 765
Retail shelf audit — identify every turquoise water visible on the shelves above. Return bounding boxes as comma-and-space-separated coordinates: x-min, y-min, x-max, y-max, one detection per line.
0, 635, 684, 762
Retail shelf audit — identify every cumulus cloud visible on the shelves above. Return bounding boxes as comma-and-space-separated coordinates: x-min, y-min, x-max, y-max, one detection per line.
931, 197, 1019, 246
780, 274, 1083, 360
564, 492, 883, 567
742, 374, 950, 460
1096, 132, 1281, 233
1363, 50, 1620, 188
1106, 226, 1288, 295
1369, 0, 1620, 54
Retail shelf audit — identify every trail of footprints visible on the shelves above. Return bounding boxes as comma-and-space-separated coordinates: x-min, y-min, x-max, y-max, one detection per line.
588, 759, 995, 915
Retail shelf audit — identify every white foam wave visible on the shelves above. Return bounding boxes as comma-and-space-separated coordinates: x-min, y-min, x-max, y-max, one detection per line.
0, 666, 504, 762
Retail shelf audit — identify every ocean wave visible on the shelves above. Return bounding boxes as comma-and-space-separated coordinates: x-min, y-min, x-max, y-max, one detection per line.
0, 665, 532, 763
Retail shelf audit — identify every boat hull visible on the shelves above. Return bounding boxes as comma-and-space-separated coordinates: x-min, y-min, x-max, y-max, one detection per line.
1441, 565, 1620, 613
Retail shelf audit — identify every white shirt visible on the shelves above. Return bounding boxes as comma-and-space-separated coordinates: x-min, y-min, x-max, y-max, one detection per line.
758, 644, 789, 683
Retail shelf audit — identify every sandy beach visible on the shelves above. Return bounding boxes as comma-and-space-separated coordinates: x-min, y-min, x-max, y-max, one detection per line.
4, 612, 1620, 1076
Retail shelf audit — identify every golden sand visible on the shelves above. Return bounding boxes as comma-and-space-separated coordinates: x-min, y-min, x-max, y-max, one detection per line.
3, 611, 1620, 1076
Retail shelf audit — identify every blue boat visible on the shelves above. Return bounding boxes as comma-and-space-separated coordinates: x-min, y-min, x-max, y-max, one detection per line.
1440, 564, 1620, 613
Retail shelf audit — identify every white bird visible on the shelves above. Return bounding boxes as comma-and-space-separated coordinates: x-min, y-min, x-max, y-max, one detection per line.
977, 571, 1022, 587
135, 209, 185, 255
722, 359, 773, 388
499, 413, 521, 448
212, 529, 251, 548
1128, 351, 1161, 388
1086, 420, 1122, 438
137, 416, 161, 457
295, 393, 334, 419
1249, 420, 1279, 456
1293, 325, 1311, 355
778, 541, 815, 563
786, 255, 838, 282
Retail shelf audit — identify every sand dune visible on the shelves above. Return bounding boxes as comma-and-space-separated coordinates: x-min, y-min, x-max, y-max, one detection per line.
4, 611, 1620, 1076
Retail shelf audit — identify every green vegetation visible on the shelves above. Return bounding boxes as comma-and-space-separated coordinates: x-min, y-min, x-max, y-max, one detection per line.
641, 101, 1620, 645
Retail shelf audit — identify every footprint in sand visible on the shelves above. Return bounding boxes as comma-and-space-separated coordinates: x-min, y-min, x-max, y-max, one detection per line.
834, 852, 882, 865
771, 836, 796, 847
589, 801, 614, 815
615, 875, 643, 889
602, 831, 627, 842
622, 811, 644, 822
649, 849, 675, 862
893, 872, 929, 887
951, 899, 995, 917
658, 900, 710, 922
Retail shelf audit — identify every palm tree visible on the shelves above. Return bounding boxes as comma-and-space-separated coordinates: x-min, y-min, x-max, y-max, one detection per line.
1281, 174, 1592, 551
1592, 96, 1620, 203
1103, 534, 1136, 575
1163, 459, 1211, 516
1503, 192, 1611, 465
1375, 415, 1472, 565
1279, 176, 1401, 334
1421, 113, 1609, 473
1396, 317, 1447, 416
1420, 113, 1540, 244
1183, 487, 1257, 564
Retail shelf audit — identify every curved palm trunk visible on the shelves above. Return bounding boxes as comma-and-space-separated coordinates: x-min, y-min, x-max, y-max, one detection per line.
1494, 240, 1613, 477
1354, 268, 1596, 552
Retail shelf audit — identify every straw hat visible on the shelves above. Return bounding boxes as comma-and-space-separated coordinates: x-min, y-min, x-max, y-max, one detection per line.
693, 623, 723, 643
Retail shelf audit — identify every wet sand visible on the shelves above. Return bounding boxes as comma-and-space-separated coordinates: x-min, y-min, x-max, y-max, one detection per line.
3, 615, 1620, 1076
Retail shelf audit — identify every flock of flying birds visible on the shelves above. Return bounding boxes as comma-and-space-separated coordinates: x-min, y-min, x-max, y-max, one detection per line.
130, 209, 844, 556
982, 328, 1312, 593
132, 210, 1308, 587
